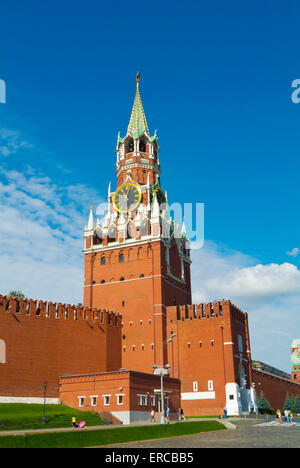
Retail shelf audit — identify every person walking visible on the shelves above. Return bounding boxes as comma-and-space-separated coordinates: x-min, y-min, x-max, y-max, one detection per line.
224, 405, 228, 419
290, 412, 295, 426
150, 409, 155, 422
166, 406, 170, 424
179, 408, 185, 421
276, 409, 282, 424
284, 409, 290, 424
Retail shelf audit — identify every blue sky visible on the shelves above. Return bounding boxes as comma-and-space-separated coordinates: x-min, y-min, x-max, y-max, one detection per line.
0, 0, 300, 372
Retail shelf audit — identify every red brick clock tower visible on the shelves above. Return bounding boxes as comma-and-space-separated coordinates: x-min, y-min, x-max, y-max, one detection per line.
83, 73, 192, 373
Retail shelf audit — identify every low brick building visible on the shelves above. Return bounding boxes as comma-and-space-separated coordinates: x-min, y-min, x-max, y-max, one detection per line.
59, 370, 181, 424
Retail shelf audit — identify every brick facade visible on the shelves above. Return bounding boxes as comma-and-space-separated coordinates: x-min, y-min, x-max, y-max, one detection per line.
252, 368, 300, 411
0, 295, 122, 401
59, 370, 181, 424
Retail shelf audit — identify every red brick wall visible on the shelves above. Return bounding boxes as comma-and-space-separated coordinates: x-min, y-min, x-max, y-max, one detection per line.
252, 368, 300, 411
166, 301, 252, 416
0, 295, 122, 399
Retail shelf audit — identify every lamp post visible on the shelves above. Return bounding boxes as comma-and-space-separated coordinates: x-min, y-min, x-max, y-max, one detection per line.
43, 381, 47, 425
159, 334, 176, 425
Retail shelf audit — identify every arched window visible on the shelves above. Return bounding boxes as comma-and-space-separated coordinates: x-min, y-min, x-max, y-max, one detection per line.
126, 138, 134, 153
139, 139, 146, 152
119, 253, 125, 263
0, 340, 5, 364
120, 277, 125, 282
101, 256, 106, 266
127, 222, 136, 239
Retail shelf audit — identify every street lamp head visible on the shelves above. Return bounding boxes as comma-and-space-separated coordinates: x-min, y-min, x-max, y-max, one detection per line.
152, 364, 158, 370
167, 334, 176, 343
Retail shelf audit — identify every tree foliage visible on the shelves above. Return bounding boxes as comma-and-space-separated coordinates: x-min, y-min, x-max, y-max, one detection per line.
257, 391, 272, 414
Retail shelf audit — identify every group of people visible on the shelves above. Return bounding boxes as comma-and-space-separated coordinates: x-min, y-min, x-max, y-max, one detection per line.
150, 407, 185, 423
276, 409, 295, 425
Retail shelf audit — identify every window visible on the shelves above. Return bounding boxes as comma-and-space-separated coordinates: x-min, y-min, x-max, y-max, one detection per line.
119, 253, 124, 263
138, 395, 147, 406
91, 396, 97, 407
101, 256, 106, 265
103, 395, 110, 406
151, 396, 156, 406
193, 382, 198, 392
208, 380, 214, 391
101, 280, 105, 284
120, 277, 125, 282
238, 335, 243, 353
78, 397, 85, 408
0, 340, 6, 364
117, 395, 124, 406
139, 140, 146, 152
128, 139, 134, 152
229, 394, 234, 400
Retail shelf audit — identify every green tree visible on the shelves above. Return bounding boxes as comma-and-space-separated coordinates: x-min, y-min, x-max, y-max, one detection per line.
292, 396, 300, 415
257, 391, 272, 414
8, 290, 25, 299
283, 393, 292, 411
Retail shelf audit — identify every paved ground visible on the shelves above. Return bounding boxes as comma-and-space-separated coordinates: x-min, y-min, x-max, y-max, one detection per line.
109, 418, 300, 449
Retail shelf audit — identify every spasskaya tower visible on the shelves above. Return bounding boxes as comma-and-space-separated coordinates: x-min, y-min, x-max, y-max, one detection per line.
83, 73, 192, 372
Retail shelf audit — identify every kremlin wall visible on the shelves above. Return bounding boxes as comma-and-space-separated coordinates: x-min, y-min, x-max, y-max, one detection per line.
1, 74, 300, 422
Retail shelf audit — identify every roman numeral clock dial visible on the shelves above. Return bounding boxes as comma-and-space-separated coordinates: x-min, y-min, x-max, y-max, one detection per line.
113, 183, 142, 213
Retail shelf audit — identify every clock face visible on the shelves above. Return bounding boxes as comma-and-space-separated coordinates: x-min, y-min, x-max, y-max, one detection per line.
113, 183, 142, 213
154, 188, 167, 207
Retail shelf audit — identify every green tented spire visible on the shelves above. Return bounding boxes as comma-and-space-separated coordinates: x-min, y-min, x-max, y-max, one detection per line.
127, 72, 150, 139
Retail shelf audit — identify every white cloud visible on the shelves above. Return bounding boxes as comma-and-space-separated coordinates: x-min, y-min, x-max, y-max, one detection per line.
0, 166, 104, 304
287, 247, 300, 258
191, 242, 300, 372
0, 128, 33, 157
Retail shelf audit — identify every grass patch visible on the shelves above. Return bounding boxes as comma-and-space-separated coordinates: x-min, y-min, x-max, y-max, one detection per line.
186, 415, 220, 419
0, 421, 225, 448
0, 404, 104, 432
